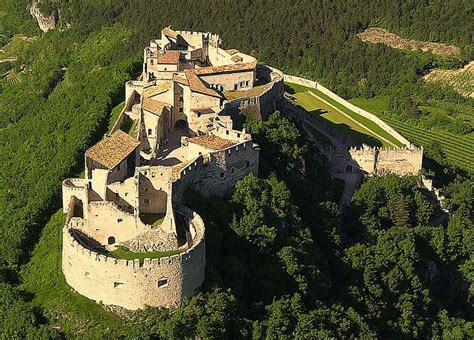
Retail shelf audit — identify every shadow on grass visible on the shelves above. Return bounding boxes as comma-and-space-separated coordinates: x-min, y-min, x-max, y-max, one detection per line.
306, 108, 383, 147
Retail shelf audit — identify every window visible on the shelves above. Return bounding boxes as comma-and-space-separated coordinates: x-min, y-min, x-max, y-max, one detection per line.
144, 198, 150, 205
234, 84, 238, 90
148, 128, 152, 136
108, 236, 115, 245
245, 161, 250, 168
158, 278, 169, 288
179, 107, 183, 113
179, 96, 183, 102
220, 172, 225, 178
245, 80, 249, 86
117, 163, 121, 171
114, 282, 124, 288
164, 67, 167, 71
117, 218, 123, 223
197, 112, 201, 118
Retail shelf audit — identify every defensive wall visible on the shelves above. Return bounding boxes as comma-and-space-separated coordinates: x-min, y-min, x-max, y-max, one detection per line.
172, 139, 259, 202
227, 65, 284, 119
321, 145, 423, 176
62, 205, 205, 310
283, 74, 411, 146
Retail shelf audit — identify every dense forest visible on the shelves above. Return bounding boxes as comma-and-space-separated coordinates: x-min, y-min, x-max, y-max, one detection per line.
0, 0, 473, 337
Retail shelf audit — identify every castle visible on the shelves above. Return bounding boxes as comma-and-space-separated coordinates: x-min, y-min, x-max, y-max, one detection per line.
61, 27, 284, 310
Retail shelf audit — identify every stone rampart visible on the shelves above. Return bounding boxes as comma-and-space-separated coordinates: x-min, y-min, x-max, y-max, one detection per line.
283, 74, 411, 146
172, 140, 259, 201
321, 145, 423, 176
62, 178, 88, 214
62, 206, 205, 310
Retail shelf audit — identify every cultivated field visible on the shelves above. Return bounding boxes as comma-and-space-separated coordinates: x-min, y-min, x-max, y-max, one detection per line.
423, 61, 474, 98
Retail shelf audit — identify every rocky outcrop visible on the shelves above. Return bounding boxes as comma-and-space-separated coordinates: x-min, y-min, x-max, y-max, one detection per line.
28, 1, 57, 32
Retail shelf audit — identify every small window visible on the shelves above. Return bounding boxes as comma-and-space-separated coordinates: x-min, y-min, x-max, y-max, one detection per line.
234, 84, 238, 90
226, 130, 229, 135
197, 112, 201, 118
158, 278, 168, 288
144, 198, 150, 205
179, 96, 183, 102
245, 80, 249, 86
179, 107, 183, 113
148, 128, 152, 136
114, 282, 124, 288
117, 163, 121, 171
220, 172, 224, 178
117, 218, 123, 223
245, 161, 250, 168
164, 67, 167, 71
150, 59, 154, 65
108, 236, 115, 245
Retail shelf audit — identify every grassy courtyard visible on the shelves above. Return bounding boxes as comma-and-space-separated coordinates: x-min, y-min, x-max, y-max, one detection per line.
286, 82, 403, 147
110, 245, 181, 261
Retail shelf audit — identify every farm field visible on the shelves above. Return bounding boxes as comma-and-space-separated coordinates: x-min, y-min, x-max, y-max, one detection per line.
286, 82, 401, 147
351, 97, 474, 172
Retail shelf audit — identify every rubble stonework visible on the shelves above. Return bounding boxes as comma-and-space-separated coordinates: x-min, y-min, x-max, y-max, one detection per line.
61, 27, 282, 310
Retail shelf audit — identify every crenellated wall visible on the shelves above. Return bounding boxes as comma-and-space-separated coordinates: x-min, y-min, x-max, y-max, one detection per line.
321, 145, 423, 176
172, 140, 259, 201
62, 206, 205, 310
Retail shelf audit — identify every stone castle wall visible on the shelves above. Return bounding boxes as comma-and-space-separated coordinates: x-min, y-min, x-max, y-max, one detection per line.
228, 66, 284, 119
322, 145, 423, 176
62, 206, 205, 310
172, 140, 259, 202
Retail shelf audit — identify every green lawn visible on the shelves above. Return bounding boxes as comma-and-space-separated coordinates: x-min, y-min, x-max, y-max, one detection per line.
292, 90, 384, 147
140, 212, 165, 227
350, 96, 474, 172
286, 82, 402, 147
110, 245, 181, 261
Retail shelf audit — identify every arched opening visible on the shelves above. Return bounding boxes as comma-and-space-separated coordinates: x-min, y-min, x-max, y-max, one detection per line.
107, 236, 116, 245
345, 164, 353, 173
175, 119, 188, 131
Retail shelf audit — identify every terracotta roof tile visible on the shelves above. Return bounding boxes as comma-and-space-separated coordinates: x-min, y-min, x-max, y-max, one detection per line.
85, 130, 140, 169
194, 61, 257, 75
173, 74, 188, 85
142, 81, 172, 97
188, 134, 236, 150
156, 50, 180, 64
142, 98, 168, 115
162, 27, 178, 39
184, 69, 221, 98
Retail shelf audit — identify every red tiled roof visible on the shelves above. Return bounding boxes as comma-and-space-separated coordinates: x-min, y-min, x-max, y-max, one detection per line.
188, 134, 236, 150
156, 50, 180, 64
184, 69, 221, 98
85, 130, 140, 169
194, 61, 257, 75
142, 98, 168, 115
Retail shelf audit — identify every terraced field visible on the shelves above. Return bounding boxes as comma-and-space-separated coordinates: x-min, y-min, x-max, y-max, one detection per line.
380, 119, 474, 171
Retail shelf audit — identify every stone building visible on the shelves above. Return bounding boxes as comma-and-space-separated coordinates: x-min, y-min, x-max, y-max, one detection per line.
61, 27, 283, 310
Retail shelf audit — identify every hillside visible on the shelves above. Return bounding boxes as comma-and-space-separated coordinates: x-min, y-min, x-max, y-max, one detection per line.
0, 0, 473, 338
